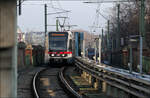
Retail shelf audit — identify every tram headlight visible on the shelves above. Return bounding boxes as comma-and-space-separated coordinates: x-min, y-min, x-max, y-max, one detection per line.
51, 54, 54, 56
62, 54, 65, 57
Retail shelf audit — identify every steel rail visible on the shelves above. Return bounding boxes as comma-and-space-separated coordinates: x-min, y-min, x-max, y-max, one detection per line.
58, 67, 82, 98
75, 58, 150, 98
75, 61, 148, 98
76, 58, 150, 85
32, 67, 81, 98
76, 62, 148, 97
32, 71, 40, 98
32, 68, 47, 98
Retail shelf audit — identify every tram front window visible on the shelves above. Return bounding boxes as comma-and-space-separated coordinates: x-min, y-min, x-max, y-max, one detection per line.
49, 36, 67, 50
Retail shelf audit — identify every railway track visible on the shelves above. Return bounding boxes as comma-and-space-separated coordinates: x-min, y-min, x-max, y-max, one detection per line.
32, 66, 82, 98
17, 67, 45, 98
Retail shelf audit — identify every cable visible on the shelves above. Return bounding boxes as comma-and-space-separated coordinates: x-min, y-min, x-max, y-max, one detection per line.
98, 11, 108, 20
22, 3, 45, 5
91, 0, 104, 33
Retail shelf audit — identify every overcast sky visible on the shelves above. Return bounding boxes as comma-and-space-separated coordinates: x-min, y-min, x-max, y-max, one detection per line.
18, 1, 115, 34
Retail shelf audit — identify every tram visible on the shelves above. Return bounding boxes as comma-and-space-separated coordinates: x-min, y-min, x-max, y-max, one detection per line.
48, 31, 73, 64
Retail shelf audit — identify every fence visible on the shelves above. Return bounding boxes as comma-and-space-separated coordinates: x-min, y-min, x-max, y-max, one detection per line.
18, 42, 26, 67
17, 43, 45, 67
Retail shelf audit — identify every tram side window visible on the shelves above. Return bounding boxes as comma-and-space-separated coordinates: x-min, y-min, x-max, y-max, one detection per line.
69, 39, 72, 51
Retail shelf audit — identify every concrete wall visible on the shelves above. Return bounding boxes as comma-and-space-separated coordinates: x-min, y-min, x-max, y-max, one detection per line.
0, 1, 17, 97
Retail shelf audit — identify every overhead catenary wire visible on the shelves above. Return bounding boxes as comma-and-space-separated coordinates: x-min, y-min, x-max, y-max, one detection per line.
87, 0, 130, 34
19, 0, 128, 31
23, 0, 71, 31
90, 0, 104, 34
22, 0, 136, 2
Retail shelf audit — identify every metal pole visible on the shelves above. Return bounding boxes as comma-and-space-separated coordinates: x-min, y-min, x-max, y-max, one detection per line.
140, 36, 143, 75
101, 28, 104, 62
75, 32, 79, 56
102, 28, 104, 52
95, 40, 97, 62
107, 20, 110, 48
139, 0, 145, 75
19, 0, 22, 15
117, 4, 120, 50
115, 4, 121, 65
45, 4, 47, 37
140, 0, 145, 37
83, 39, 85, 58
107, 20, 111, 64
129, 43, 132, 73
99, 35, 102, 64
44, 4, 47, 61
117, 4, 121, 65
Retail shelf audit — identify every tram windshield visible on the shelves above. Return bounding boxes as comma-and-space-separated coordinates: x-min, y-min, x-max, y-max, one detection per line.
49, 35, 67, 50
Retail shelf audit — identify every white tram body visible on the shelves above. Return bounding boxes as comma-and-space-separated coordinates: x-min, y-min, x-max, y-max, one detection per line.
47, 31, 73, 64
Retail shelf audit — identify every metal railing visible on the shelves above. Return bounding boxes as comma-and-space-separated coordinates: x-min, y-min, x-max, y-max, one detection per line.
75, 57, 150, 98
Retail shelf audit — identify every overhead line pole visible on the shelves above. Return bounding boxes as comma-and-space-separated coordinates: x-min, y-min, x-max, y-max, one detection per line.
139, 0, 145, 75
99, 35, 102, 64
102, 28, 105, 63
45, 4, 47, 38
19, 0, 22, 15
116, 4, 121, 65
107, 20, 111, 64
44, 4, 47, 61
117, 4, 120, 50
102, 28, 104, 53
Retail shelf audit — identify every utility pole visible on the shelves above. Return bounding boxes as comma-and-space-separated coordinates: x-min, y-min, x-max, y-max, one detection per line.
45, 4, 47, 37
102, 28, 104, 53
117, 4, 120, 50
140, 0, 145, 37
94, 38, 99, 62
94, 39, 97, 62
19, 0, 22, 15
129, 41, 133, 74
139, 0, 145, 75
99, 35, 102, 64
107, 20, 111, 64
83, 39, 85, 58
101, 28, 104, 63
116, 4, 121, 65
44, 4, 47, 61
